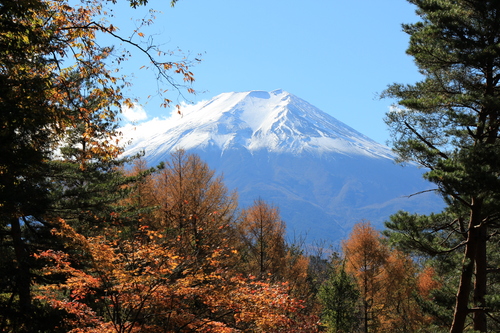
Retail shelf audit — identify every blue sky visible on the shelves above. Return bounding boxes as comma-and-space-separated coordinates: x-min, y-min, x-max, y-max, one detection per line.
110, 0, 422, 145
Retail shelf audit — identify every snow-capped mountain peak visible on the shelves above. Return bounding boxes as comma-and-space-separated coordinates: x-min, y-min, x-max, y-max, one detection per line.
121, 89, 394, 161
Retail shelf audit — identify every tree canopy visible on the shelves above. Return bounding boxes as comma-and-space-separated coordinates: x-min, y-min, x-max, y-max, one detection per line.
382, 1, 500, 331
0, 0, 196, 330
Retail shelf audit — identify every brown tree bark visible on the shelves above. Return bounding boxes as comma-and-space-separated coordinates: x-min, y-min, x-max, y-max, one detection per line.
450, 200, 483, 333
473, 224, 488, 332
450, 235, 475, 333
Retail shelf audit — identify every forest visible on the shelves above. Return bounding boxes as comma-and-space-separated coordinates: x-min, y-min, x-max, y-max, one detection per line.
2, 0, 500, 332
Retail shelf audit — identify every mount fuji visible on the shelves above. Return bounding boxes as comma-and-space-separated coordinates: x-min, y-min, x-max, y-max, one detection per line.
121, 89, 443, 242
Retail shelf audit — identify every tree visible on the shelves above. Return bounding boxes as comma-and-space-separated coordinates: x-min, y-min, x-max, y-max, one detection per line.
0, 0, 196, 330
0, 1, 59, 325
342, 222, 388, 333
415, 265, 450, 329
318, 258, 359, 333
239, 198, 287, 279
35, 220, 320, 333
382, 1, 500, 331
377, 249, 426, 332
148, 150, 239, 262
383, 211, 463, 330
280, 239, 314, 306
342, 221, 434, 333
47, 73, 138, 235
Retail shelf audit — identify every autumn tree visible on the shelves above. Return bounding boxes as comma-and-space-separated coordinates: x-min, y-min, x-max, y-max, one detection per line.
414, 264, 449, 329
377, 249, 427, 332
238, 198, 287, 279
281, 240, 314, 305
384, 212, 463, 330
135, 149, 239, 267
342, 221, 388, 333
235, 199, 317, 321
382, 1, 500, 331
0, 0, 196, 330
341, 221, 437, 333
34, 219, 320, 332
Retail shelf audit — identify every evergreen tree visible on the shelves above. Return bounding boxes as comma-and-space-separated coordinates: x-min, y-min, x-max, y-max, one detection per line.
0, 1, 62, 329
382, 1, 500, 331
318, 259, 359, 333
46, 72, 139, 236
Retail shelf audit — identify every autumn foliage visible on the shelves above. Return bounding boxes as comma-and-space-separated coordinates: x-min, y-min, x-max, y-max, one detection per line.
334, 221, 441, 332
0, 0, 320, 331
14, 150, 318, 333
1, 1, 450, 332
34, 215, 318, 332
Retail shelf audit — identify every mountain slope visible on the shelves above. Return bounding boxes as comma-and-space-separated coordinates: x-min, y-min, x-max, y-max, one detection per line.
123, 89, 393, 160
121, 89, 443, 242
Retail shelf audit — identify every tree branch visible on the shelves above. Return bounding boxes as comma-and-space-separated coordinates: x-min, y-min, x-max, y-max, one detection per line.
403, 121, 450, 160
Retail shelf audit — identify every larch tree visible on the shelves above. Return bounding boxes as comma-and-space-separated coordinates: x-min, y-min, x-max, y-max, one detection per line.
150, 149, 239, 263
238, 200, 315, 317
382, 1, 500, 331
342, 221, 436, 333
238, 198, 287, 280
342, 221, 388, 333
377, 249, 426, 332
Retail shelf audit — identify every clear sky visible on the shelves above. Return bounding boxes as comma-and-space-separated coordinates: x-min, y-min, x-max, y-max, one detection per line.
110, 0, 423, 145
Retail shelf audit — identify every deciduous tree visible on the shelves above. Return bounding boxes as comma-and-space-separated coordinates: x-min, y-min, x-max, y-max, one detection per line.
239, 198, 287, 279
149, 150, 239, 262
342, 221, 435, 332
342, 221, 388, 333
36, 221, 319, 332
377, 249, 426, 332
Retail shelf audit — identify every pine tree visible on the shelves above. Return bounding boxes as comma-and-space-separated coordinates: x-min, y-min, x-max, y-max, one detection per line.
0, 1, 62, 329
46, 72, 140, 236
318, 258, 359, 333
382, 1, 500, 331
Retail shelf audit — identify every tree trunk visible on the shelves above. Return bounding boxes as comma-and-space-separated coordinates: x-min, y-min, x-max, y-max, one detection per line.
450, 201, 482, 333
10, 217, 31, 312
473, 224, 488, 332
450, 237, 475, 333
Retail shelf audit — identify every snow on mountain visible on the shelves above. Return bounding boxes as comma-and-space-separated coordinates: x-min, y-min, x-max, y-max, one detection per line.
121, 89, 444, 243
122, 89, 394, 162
